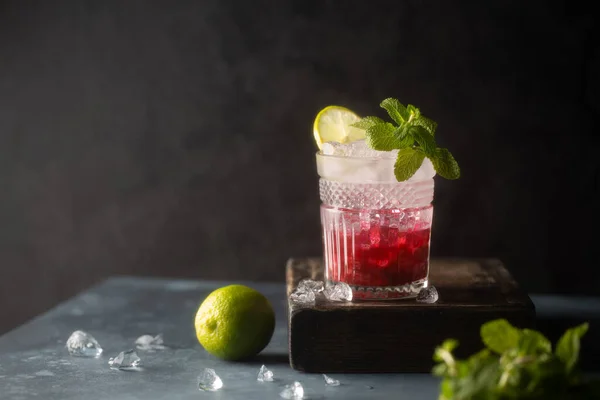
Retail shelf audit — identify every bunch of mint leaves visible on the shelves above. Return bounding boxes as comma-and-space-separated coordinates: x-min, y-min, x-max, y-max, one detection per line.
351, 97, 460, 182
432, 319, 599, 400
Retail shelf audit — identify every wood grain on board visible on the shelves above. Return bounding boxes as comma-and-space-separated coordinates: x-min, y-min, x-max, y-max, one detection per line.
287, 258, 536, 373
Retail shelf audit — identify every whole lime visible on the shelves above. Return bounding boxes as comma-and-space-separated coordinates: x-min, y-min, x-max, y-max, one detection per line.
194, 285, 275, 361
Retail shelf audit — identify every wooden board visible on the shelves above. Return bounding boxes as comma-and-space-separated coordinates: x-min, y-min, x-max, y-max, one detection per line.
286, 258, 536, 373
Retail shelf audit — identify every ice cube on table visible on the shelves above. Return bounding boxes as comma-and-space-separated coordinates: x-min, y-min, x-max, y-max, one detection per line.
65, 330, 103, 358
257, 364, 274, 382
108, 350, 141, 370
280, 381, 304, 399
323, 282, 353, 302
135, 334, 165, 351
323, 374, 340, 386
416, 285, 439, 303
289, 288, 316, 305
297, 279, 325, 293
198, 368, 223, 391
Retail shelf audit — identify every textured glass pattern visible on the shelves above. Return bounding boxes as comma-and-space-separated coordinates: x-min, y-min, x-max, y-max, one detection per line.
319, 179, 434, 209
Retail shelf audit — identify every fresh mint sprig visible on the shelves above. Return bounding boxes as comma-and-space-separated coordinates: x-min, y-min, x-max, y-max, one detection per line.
351, 97, 460, 182
432, 319, 599, 400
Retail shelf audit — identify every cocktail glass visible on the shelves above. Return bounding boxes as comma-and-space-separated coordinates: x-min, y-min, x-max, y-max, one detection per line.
316, 141, 435, 300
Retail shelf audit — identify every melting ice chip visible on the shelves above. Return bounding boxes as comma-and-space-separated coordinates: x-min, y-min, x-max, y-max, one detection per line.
289, 288, 316, 305
416, 285, 439, 304
198, 368, 223, 391
290, 279, 328, 305
280, 381, 304, 399
323, 282, 353, 302
290, 289, 316, 304
297, 279, 324, 293
135, 334, 166, 351
108, 350, 141, 369
323, 374, 340, 386
65, 330, 103, 357
257, 364, 274, 382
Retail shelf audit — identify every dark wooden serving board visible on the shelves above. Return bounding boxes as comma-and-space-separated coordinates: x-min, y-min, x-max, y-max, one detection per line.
286, 258, 536, 373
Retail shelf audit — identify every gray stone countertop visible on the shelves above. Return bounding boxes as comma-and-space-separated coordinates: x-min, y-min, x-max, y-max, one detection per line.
1, 276, 599, 399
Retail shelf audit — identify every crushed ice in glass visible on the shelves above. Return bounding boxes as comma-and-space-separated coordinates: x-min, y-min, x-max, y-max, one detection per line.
323, 374, 340, 386
65, 330, 103, 357
198, 368, 223, 391
135, 334, 166, 351
319, 139, 436, 183
257, 364, 274, 382
322, 139, 398, 158
280, 381, 304, 399
297, 279, 324, 293
323, 282, 353, 302
416, 285, 439, 303
108, 350, 141, 369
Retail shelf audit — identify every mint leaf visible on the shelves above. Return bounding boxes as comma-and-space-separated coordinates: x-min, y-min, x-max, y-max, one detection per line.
455, 361, 500, 400
480, 319, 521, 354
414, 115, 438, 136
365, 122, 401, 151
380, 97, 409, 124
398, 135, 415, 148
432, 363, 450, 377
351, 116, 385, 130
555, 322, 589, 374
518, 329, 552, 355
433, 320, 594, 400
394, 148, 425, 182
439, 339, 459, 353
466, 349, 493, 368
410, 125, 437, 156
523, 357, 569, 397
392, 125, 409, 140
406, 104, 421, 120
433, 339, 459, 379
392, 126, 414, 148
438, 379, 453, 400
430, 148, 460, 180
354, 96, 460, 182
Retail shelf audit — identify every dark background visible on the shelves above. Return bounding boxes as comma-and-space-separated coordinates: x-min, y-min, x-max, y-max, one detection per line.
0, 0, 598, 335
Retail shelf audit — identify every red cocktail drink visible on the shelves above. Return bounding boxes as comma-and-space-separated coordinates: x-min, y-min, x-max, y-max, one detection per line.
317, 142, 435, 300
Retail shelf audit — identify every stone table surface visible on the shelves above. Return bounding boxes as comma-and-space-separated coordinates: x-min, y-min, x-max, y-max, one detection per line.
1, 277, 600, 400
